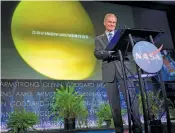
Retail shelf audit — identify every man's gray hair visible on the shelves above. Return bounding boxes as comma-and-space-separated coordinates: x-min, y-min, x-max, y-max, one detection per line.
104, 13, 117, 22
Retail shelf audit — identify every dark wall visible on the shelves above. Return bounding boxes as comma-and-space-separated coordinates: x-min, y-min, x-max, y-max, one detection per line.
166, 7, 175, 49
132, 7, 174, 49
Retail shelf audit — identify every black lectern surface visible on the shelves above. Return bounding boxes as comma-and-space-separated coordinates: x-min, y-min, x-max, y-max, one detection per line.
106, 28, 164, 52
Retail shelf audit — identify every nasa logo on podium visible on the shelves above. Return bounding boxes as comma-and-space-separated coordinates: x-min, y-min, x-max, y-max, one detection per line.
132, 41, 163, 73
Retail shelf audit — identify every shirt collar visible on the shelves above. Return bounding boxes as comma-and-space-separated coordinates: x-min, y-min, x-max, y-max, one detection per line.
105, 30, 115, 36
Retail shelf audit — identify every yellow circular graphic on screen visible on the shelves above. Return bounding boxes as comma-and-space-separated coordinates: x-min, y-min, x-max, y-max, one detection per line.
11, 1, 96, 80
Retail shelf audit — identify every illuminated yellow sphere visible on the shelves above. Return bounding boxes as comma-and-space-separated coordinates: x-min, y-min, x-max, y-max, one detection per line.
11, 1, 96, 80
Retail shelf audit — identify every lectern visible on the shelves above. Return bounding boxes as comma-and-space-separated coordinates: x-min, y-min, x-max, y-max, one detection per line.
106, 28, 171, 133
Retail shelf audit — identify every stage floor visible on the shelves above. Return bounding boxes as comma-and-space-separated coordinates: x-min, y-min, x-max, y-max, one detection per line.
2, 122, 175, 133
77, 130, 129, 133
1, 129, 129, 133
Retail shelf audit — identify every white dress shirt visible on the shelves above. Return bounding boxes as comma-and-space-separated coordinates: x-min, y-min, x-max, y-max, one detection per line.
105, 30, 115, 42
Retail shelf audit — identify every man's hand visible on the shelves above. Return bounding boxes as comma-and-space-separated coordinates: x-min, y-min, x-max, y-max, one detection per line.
108, 51, 116, 58
108, 51, 119, 60
108, 51, 115, 54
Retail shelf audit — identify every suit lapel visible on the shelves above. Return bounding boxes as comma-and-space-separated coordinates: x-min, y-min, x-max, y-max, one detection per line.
101, 33, 109, 47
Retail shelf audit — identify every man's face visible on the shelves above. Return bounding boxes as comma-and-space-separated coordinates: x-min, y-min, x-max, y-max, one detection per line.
104, 15, 117, 32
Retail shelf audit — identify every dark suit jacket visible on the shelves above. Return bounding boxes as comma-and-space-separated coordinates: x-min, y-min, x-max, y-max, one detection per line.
94, 32, 116, 83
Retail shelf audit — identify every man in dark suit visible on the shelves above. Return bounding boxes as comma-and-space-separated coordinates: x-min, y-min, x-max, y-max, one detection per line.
94, 13, 142, 133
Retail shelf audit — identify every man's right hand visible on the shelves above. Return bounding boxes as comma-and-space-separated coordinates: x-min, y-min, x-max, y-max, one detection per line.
108, 51, 116, 54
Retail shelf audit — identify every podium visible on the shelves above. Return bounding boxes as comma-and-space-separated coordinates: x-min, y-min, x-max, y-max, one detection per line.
106, 28, 171, 133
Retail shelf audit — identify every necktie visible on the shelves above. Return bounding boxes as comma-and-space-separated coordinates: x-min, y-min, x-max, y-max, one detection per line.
108, 32, 113, 42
